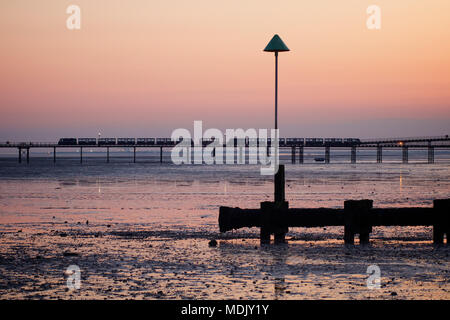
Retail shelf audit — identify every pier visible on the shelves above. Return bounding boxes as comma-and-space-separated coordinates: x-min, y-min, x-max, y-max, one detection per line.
1, 135, 449, 164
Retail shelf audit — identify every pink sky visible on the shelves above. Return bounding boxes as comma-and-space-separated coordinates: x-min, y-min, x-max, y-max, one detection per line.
0, 0, 449, 140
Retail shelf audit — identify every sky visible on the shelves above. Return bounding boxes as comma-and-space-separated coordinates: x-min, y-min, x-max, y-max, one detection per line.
0, 0, 449, 140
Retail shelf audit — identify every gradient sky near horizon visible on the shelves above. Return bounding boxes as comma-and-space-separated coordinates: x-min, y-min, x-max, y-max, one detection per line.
0, 0, 449, 140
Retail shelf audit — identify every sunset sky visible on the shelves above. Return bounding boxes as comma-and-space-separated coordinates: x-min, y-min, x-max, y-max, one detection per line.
0, 0, 449, 140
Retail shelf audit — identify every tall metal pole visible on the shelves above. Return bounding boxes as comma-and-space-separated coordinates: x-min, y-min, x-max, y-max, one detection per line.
275, 52, 278, 130
274, 51, 280, 202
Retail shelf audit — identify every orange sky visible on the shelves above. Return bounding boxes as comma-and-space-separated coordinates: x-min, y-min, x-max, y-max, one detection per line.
0, 0, 449, 139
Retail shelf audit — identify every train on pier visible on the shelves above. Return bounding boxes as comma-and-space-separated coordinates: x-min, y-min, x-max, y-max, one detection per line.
58, 137, 361, 147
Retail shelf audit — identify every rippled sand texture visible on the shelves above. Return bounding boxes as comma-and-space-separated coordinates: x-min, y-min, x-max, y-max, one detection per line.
0, 161, 449, 299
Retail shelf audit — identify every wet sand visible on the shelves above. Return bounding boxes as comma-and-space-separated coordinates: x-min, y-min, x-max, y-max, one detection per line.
0, 161, 449, 299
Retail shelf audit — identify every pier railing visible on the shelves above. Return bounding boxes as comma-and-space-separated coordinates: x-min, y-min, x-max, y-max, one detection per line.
359, 135, 449, 144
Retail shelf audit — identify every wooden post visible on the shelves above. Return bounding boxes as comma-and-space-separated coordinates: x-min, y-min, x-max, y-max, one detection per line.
344, 200, 373, 245
80, 147, 83, 164
298, 146, 304, 164
26, 148, 30, 164
433, 199, 450, 245
53, 147, 56, 163
275, 164, 285, 202
259, 164, 289, 244
18, 147, 22, 163
325, 146, 330, 163
133, 147, 136, 163
107, 147, 110, 163
260, 201, 289, 244
160, 146, 163, 163
351, 146, 356, 164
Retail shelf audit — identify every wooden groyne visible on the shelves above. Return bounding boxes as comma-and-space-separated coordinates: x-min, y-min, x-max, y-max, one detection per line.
219, 166, 449, 245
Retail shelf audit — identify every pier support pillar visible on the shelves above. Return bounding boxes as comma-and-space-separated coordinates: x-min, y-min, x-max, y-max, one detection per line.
53, 147, 56, 163
351, 146, 356, 164
26, 148, 30, 164
160, 146, 163, 163
325, 146, 330, 163
402, 146, 408, 163
428, 146, 434, 164
433, 199, 450, 245
18, 147, 22, 163
344, 200, 373, 245
133, 147, 136, 163
298, 146, 304, 164
107, 147, 109, 163
377, 145, 382, 163
291, 146, 296, 164
80, 147, 83, 164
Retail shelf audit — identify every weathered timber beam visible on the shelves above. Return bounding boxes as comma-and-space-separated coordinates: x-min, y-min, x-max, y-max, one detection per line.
219, 207, 344, 232
371, 208, 434, 226
219, 206, 438, 232
219, 207, 260, 232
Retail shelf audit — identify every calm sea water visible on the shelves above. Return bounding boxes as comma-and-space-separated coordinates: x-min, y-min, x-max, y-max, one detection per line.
0, 150, 449, 226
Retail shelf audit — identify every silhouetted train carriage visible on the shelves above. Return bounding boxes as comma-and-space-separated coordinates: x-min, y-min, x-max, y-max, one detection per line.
344, 138, 361, 145
117, 138, 135, 145
58, 138, 77, 145
235, 138, 246, 147
248, 138, 259, 147
305, 138, 323, 146
201, 138, 215, 147
286, 138, 304, 146
56, 136, 363, 148
225, 137, 245, 147
156, 138, 173, 145
325, 138, 343, 146
137, 138, 154, 145
78, 138, 97, 146
99, 138, 116, 146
